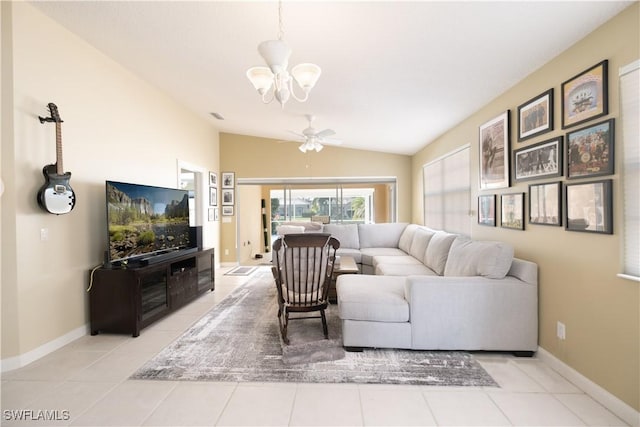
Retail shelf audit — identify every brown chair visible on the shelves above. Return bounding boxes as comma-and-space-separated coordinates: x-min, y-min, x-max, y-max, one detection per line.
271, 233, 340, 344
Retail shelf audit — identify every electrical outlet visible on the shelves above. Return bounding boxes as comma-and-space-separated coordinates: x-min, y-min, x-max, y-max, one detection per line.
224, 249, 229, 255
557, 321, 566, 340
40, 228, 49, 241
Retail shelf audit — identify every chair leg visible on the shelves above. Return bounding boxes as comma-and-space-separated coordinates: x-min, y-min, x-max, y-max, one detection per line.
320, 309, 328, 339
279, 310, 290, 345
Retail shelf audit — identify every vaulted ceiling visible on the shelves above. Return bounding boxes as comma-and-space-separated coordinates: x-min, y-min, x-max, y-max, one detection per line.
32, 1, 632, 155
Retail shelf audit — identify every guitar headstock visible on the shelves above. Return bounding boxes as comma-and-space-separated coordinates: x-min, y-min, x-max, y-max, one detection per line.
39, 103, 63, 124
48, 103, 62, 123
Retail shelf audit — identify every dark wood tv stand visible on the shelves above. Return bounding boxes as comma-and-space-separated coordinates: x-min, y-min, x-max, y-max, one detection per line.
89, 248, 215, 337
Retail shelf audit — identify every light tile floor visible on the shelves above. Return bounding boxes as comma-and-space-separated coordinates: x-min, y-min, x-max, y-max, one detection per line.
1, 267, 629, 426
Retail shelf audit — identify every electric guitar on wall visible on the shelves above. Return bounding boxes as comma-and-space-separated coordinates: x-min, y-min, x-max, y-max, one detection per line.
37, 103, 76, 215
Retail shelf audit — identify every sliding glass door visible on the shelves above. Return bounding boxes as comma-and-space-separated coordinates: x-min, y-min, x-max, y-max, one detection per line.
270, 185, 375, 237
235, 177, 397, 262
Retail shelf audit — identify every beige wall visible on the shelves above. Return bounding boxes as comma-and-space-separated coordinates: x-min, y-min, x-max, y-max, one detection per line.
1, 3, 220, 363
220, 133, 411, 262
237, 185, 263, 263
412, 3, 639, 411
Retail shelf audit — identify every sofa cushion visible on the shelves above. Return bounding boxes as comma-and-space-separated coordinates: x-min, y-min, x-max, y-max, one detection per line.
360, 247, 407, 266
444, 238, 514, 279
375, 263, 437, 276
398, 224, 419, 253
372, 255, 422, 267
358, 223, 408, 248
337, 275, 409, 322
409, 228, 436, 260
424, 231, 457, 275
323, 224, 360, 249
335, 247, 362, 264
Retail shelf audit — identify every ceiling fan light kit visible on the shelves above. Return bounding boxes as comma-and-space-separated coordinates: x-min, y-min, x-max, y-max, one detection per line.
246, 1, 321, 108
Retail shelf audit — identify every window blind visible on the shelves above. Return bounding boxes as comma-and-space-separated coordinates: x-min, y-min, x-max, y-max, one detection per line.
619, 60, 640, 279
423, 145, 471, 235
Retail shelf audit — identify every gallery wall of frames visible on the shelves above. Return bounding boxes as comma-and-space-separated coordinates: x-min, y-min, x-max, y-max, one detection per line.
208, 171, 236, 222
477, 59, 614, 235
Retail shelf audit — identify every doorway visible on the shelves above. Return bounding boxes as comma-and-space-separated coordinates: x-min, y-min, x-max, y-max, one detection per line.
235, 177, 397, 265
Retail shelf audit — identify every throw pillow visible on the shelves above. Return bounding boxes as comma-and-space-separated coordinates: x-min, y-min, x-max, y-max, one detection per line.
444, 238, 514, 279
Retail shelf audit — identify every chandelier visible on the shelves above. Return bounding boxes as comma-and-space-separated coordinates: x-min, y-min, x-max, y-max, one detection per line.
246, 1, 321, 108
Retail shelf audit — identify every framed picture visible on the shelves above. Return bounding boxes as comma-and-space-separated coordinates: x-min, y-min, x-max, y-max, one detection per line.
478, 194, 496, 226
209, 172, 217, 187
566, 119, 614, 179
222, 189, 234, 205
565, 179, 612, 234
222, 205, 234, 216
208, 208, 215, 222
562, 60, 608, 129
529, 181, 562, 226
501, 193, 525, 230
222, 172, 235, 188
513, 137, 563, 182
479, 111, 510, 190
518, 89, 553, 141
209, 187, 217, 206
214, 207, 219, 221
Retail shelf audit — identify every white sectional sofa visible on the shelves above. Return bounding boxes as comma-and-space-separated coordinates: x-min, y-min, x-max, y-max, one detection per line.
321, 223, 539, 355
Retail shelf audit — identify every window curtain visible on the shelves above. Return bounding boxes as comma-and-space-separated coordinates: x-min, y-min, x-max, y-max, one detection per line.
423, 146, 471, 235
619, 60, 640, 279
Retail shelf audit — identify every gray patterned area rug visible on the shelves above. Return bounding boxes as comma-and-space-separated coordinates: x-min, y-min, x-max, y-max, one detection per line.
131, 268, 497, 386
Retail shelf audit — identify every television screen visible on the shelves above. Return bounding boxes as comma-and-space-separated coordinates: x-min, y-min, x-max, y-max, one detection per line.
106, 180, 191, 263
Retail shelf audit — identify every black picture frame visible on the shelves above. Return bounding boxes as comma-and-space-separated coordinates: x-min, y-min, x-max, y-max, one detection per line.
561, 60, 608, 129
514, 137, 563, 182
479, 111, 510, 190
529, 181, 562, 226
222, 189, 234, 205
500, 193, 525, 230
222, 172, 235, 188
209, 187, 217, 206
478, 194, 496, 226
518, 89, 554, 141
222, 205, 234, 216
565, 179, 613, 234
566, 118, 614, 179
209, 172, 217, 187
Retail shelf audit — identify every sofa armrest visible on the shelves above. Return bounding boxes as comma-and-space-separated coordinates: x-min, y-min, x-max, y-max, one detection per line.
405, 275, 538, 351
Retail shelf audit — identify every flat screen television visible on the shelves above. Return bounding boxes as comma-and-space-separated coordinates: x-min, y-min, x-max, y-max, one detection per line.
105, 180, 193, 265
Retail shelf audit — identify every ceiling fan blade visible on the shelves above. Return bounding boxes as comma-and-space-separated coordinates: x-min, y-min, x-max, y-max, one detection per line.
316, 129, 336, 138
287, 130, 306, 139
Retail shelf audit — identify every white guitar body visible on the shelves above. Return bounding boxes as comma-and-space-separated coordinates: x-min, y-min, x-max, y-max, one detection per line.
42, 184, 75, 215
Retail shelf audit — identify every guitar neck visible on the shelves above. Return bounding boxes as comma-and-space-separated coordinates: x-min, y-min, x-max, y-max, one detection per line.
55, 122, 63, 175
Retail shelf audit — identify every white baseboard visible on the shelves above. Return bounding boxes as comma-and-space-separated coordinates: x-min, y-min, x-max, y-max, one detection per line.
0, 324, 89, 373
537, 347, 640, 427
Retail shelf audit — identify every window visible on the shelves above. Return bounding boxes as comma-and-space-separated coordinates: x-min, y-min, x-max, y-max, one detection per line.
423, 145, 471, 235
619, 60, 640, 280
271, 187, 374, 227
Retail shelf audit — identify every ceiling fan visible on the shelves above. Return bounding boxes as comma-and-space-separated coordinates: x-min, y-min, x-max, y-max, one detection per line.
289, 114, 342, 153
